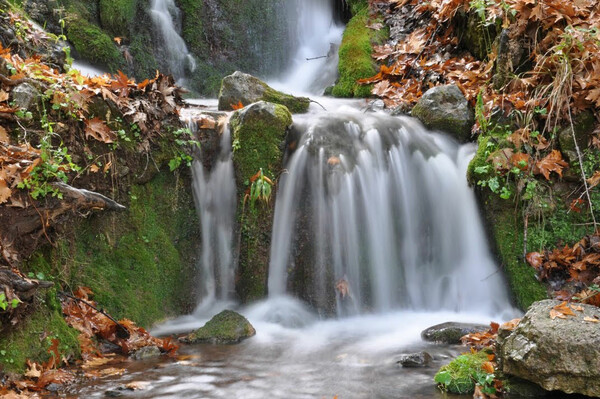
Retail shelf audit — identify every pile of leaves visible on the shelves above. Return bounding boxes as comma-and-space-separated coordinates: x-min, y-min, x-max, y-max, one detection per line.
0, 287, 178, 397
527, 231, 600, 305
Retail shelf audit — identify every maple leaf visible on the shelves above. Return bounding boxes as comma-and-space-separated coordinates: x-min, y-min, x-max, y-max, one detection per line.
231, 101, 244, 110
526, 252, 544, 268
0, 125, 9, 144
84, 117, 116, 143
535, 150, 568, 180
24, 361, 41, 379
0, 177, 12, 204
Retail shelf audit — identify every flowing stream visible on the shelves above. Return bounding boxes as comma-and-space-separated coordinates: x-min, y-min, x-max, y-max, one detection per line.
72, 2, 522, 398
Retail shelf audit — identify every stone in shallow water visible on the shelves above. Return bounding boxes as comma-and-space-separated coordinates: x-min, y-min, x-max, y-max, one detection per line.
497, 299, 600, 397
181, 310, 256, 345
421, 322, 488, 344
396, 351, 433, 368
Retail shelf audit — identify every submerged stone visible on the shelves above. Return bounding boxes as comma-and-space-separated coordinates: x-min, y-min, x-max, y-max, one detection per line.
421, 322, 488, 344
411, 85, 474, 142
397, 351, 432, 368
497, 299, 600, 397
182, 310, 256, 345
218, 71, 310, 113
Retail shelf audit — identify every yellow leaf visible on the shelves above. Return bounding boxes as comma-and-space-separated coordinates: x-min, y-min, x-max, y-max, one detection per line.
0, 90, 8, 102
89, 164, 99, 173
584, 316, 599, 323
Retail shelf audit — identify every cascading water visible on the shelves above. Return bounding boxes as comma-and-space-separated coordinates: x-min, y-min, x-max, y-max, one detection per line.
269, 108, 514, 317
149, 0, 196, 83
270, 0, 344, 94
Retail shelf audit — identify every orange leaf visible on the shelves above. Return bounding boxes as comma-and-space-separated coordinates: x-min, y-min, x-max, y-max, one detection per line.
526, 252, 544, 268
231, 101, 244, 110
482, 361, 495, 374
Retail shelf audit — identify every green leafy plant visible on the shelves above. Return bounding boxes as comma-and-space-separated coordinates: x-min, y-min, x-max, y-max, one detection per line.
168, 128, 199, 171
435, 352, 496, 395
0, 293, 21, 311
244, 168, 273, 211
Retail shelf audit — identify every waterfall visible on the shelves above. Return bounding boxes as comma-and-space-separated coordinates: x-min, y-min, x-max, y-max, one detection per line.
149, 0, 196, 83
271, 0, 344, 94
190, 122, 236, 311
268, 109, 513, 316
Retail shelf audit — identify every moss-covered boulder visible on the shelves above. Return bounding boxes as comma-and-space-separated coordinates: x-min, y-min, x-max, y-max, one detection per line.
230, 101, 292, 302
182, 310, 256, 344
434, 351, 492, 394
558, 109, 596, 163
412, 85, 475, 142
218, 71, 310, 113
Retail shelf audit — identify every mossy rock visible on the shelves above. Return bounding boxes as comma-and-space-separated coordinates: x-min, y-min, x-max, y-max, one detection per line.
65, 11, 125, 72
218, 71, 310, 113
558, 109, 596, 163
332, 7, 388, 98
421, 322, 488, 344
182, 310, 256, 344
98, 0, 137, 37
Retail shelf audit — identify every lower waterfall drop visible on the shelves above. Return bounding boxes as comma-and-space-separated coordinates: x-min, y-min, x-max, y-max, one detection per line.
268, 107, 514, 317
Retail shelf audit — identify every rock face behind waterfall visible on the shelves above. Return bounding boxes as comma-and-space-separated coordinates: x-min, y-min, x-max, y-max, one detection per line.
411, 85, 474, 142
218, 71, 310, 113
497, 299, 600, 397
230, 102, 292, 302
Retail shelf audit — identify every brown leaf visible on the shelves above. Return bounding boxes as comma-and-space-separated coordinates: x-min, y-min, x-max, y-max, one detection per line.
587, 170, 600, 189
36, 369, 74, 388
535, 150, 568, 180
24, 361, 42, 378
526, 252, 544, 268
84, 117, 116, 143
584, 316, 600, 323
0, 90, 9, 102
482, 361, 495, 374
0, 125, 9, 143
0, 177, 12, 204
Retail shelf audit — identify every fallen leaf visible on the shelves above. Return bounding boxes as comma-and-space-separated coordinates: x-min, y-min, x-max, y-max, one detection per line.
24, 361, 41, 378
0, 125, 9, 143
584, 316, 600, 323
482, 361, 495, 374
0, 178, 12, 204
535, 150, 568, 180
84, 117, 117, 143
231, 101, 244, 110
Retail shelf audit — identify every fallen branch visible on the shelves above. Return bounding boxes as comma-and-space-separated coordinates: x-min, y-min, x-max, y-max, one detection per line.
52, 182, 126, 212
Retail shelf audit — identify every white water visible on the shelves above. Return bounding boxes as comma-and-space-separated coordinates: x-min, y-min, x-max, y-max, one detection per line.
270, 0, 344, 94
268, 106, 515, 318
149, 0, 196, 83
71, 60, 105, 77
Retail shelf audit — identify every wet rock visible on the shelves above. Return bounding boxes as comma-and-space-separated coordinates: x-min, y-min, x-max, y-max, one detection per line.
192, 111, 227, 170
396, 351, 432, 368
12, 83, 40, 111
411, 85, 474, 142
421, 322, 488, 344
181, 310, 256, 344
498, 299, 600, 397
130, 345, 161, 360
558, 109, 596, 163
504, 376, 549, 398
218, 71, 310, 113
105, 389, 124, 397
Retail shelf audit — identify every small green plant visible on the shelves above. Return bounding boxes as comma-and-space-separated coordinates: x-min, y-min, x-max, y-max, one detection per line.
0, 293, 21, 311
244, 168, 273, 211
434, 351, 496, 395
168, 128, 199, 171
17, 110, 80, 199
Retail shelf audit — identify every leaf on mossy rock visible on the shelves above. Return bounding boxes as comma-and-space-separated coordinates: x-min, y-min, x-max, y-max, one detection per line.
534, 150, 568, 180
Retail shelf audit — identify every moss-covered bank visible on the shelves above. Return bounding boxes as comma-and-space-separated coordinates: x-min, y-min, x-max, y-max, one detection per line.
332, 5, 388, 98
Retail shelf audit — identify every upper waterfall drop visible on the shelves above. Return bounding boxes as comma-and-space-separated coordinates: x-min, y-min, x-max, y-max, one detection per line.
270, 0, 344, 94
149, 0, 196, 83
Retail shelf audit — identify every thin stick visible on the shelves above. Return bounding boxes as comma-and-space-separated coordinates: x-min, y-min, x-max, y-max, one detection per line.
306, 55, 327, 61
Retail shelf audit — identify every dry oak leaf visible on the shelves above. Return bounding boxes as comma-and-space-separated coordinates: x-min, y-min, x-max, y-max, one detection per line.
0, 125, 9, 143
587, 170, 600, 189
526, 252, 544, 268
584, 316, 600, 323
535, 150, 568, 180
549, 301, 576, 320
0, 177, 12, 204
84, 117, 116, 143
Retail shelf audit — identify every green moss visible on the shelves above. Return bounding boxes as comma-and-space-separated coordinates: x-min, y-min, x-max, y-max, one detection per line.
129, 33, 160, 80
434, 351, 490, 394
467, 135, 491, 184
21, 170, 198, 328
332, 7, 387, 98
98, 0, 136, 37
0, 293, 80, 373
65, 11, 125, 72
186, 310, 255, 344
262, 86, 310, 114
485, 195, 547, 310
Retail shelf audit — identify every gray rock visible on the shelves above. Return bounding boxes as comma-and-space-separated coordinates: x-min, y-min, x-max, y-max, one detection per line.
497, 299, 600, 397
130, 345, 161, 360
181, 310, 256, 344
421, 322, 488, 344
218, 71, 310, 113
396, 351, 432, 368
12, 83, 40, 111
558, 109, 596, 163
411, 85, 474, 142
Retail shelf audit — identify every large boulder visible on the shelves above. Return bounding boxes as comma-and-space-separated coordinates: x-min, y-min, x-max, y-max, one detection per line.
421, 322, 488, 344
218, 71, 310, 113
181, 310, 256, 344
497, 299, 600, 397
411, 85, 474, 142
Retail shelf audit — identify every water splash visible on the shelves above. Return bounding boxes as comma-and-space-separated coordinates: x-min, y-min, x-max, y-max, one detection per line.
149, 0, 196, 83
269, 108, 513, 317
